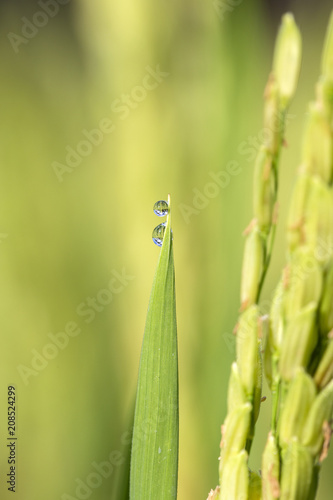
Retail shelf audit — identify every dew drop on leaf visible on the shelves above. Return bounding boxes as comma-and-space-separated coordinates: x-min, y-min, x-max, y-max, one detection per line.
152, 222, 166, 247
153, 200, 169, 217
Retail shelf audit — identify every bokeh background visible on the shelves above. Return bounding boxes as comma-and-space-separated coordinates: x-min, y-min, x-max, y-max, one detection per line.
0, 0, 332, 499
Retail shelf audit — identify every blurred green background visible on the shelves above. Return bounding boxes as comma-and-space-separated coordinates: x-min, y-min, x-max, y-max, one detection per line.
0, 0, 332, 499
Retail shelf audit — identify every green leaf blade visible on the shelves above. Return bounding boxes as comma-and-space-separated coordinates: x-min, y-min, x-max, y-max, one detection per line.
130, 201, 178, 500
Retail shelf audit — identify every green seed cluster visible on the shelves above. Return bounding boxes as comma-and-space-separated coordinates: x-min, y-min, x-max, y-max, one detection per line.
263, 13, 333, 500
216, 14, 302, 500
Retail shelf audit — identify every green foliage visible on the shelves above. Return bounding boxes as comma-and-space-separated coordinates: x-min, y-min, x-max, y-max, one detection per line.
130, 198, 178, 499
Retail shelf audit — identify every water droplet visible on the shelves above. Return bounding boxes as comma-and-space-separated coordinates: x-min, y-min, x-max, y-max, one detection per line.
153, 200, 169, 217
152, 222, 166, 247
